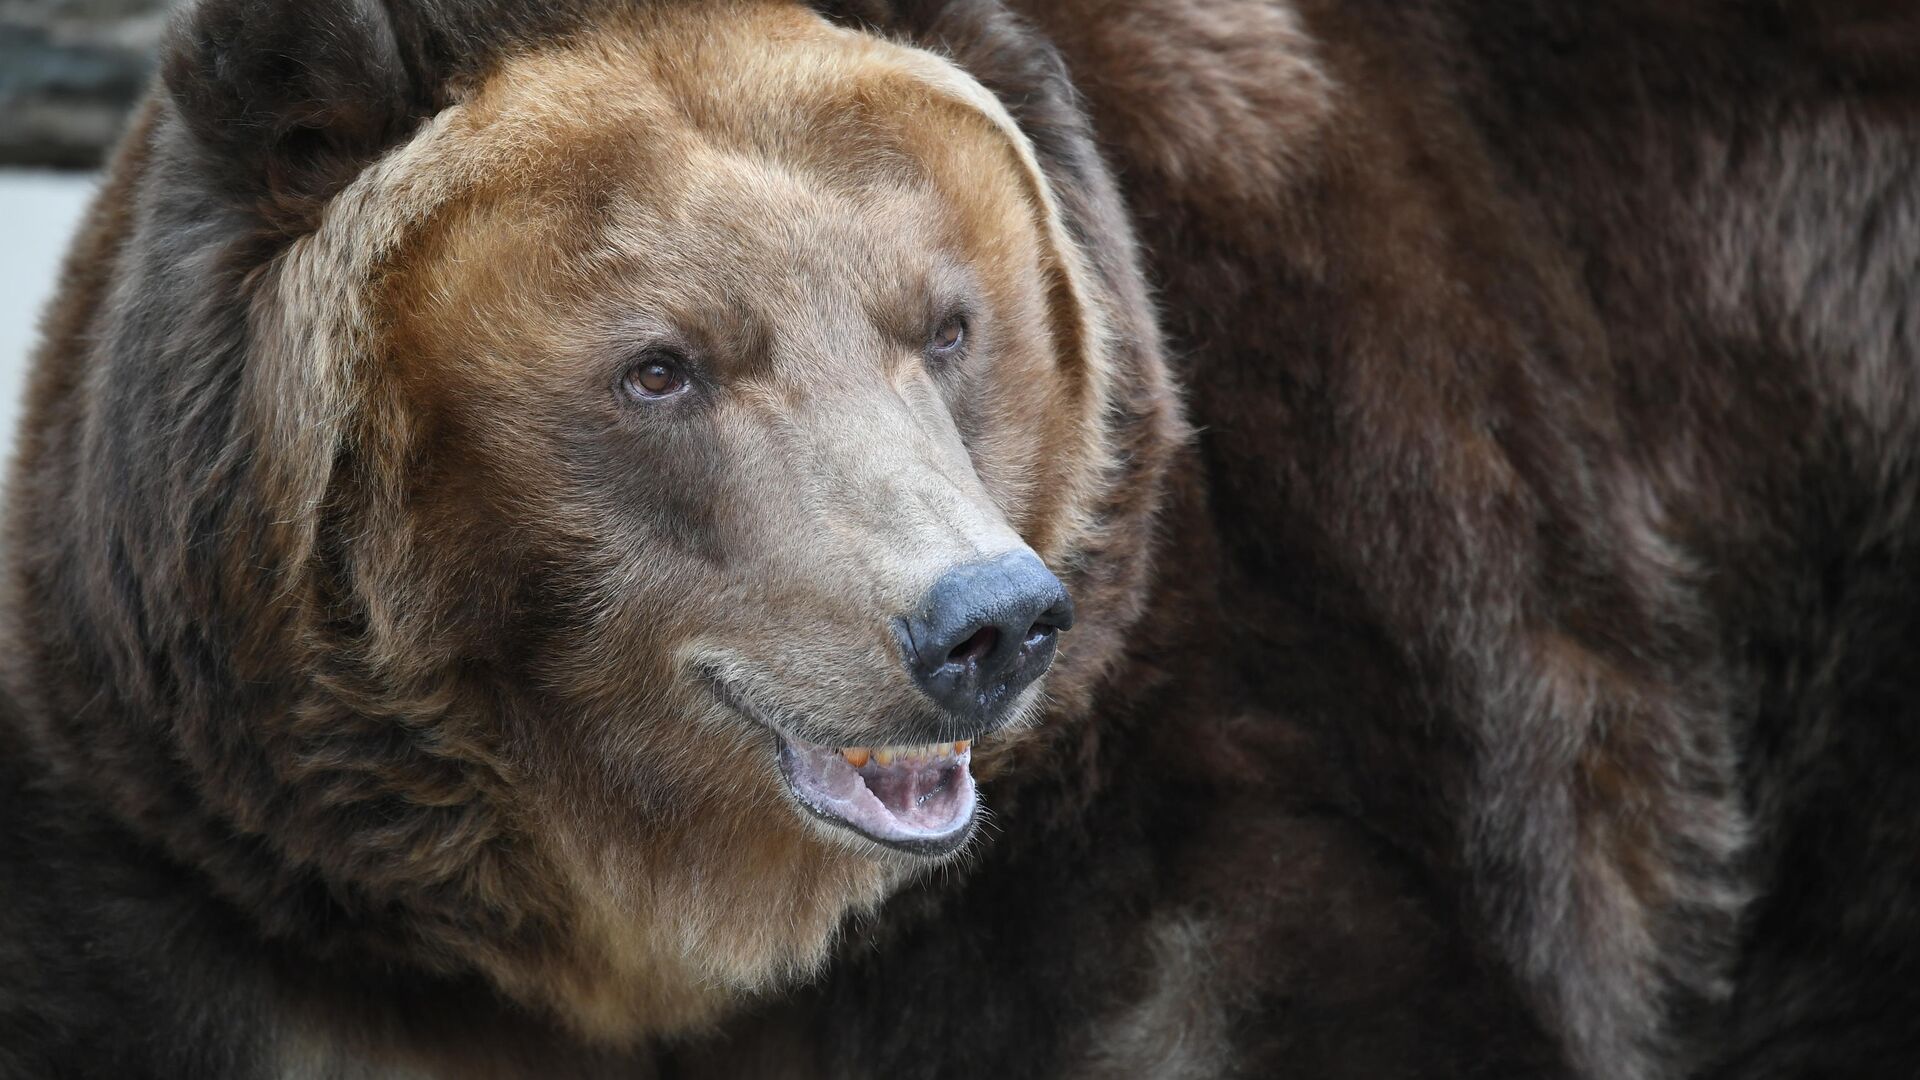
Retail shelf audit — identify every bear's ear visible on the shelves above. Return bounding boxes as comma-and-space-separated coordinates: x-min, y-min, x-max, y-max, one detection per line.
161, 0, 418, 213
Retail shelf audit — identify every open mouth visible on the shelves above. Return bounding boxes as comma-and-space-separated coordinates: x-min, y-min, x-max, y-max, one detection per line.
776, 734, 978, 857
703, 676, 980, 857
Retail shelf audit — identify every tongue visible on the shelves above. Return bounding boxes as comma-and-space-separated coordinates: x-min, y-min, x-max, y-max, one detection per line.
778, 738, 977, 853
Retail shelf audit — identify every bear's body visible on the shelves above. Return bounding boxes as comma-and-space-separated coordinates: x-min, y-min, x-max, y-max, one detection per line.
6, 2, 1920, 1078
704, 5, 1920, 1077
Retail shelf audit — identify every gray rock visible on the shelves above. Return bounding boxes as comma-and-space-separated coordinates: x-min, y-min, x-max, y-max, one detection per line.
0, 0, 167, 168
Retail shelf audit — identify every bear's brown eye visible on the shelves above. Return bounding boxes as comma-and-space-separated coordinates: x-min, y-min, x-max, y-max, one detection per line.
624, 356, 687, 400
927, 315, 967, 357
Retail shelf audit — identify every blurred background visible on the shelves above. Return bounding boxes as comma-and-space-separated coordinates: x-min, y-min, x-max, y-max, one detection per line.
1, 0, 163, 449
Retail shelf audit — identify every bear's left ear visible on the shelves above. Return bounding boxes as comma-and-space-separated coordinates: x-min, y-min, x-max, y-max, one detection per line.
161, 0, 419, 212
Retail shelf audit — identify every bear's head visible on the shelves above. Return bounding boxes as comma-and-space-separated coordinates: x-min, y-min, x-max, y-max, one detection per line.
5, 0, 1176, 1039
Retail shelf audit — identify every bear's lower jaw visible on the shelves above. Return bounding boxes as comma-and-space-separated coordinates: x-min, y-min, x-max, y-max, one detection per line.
775, 733, 978, 857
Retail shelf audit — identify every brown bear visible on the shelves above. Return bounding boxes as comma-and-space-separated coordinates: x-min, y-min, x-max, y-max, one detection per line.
4, 0, 1920, 1078
0, 1, 1175, 1075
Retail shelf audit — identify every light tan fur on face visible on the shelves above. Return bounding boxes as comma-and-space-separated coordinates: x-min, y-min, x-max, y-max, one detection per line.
256, 0, 1119, 1043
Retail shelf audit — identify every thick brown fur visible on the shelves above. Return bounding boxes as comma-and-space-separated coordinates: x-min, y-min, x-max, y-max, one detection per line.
2, 0, 1174, 1074
6, 1, 1920, 1078
679, 1, 1920, 1076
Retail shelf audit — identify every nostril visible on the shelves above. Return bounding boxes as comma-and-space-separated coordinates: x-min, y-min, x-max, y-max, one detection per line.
946, 626, 999, 669
897, 551, 1073, 724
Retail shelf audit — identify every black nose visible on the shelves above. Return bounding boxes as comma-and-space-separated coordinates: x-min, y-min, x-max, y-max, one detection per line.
894, 551, 1075, 729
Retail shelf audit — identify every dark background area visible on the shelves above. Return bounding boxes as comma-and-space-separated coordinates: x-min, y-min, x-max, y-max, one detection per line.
2, 0, 162, 168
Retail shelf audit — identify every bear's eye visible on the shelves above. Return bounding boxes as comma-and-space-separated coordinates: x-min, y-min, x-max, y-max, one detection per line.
927, 314, 967, 359
623, 355, 689, 400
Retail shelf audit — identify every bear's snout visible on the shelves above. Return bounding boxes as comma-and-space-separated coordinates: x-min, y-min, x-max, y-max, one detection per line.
893, 550, 1075, 734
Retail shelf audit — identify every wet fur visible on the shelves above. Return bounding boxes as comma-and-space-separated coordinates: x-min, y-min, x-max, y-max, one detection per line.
5, 1, 1920, 1078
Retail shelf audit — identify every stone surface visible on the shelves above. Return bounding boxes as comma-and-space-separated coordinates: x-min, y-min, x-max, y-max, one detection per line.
0, 0, 166, 167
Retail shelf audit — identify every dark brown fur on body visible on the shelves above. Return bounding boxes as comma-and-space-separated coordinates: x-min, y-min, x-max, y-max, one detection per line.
5, 1, 1920, 1079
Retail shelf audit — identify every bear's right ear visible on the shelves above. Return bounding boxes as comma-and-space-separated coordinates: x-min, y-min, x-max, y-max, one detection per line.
161, 0, 418, 215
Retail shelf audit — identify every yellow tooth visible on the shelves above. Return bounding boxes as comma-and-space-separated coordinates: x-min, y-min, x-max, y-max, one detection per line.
874, 747, 895, 767
842, 747, 870, 768
955, 739, 971, 753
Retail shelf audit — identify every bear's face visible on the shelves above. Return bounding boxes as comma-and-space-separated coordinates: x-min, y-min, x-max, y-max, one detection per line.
22, 0, 1167, 1044
326, 3, 1116, 1029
